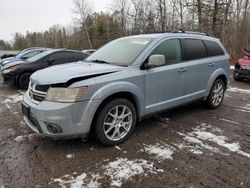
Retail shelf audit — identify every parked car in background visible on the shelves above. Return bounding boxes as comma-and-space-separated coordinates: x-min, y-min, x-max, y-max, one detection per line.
0, 48, 49, 67
1, 49, 89, 89
233, 48, 250, 81
22, 32, 230, 146
82, 49, 96, 55
0, 53, 16, 60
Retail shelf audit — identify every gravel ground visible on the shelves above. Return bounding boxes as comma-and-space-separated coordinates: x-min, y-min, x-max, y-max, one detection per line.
0, 72, 249, 188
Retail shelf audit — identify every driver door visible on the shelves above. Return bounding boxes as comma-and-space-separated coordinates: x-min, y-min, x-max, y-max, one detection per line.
144, 39, 187, 114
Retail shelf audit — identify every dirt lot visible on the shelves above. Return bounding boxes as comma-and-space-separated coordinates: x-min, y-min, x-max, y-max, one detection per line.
0, 71, 249, 188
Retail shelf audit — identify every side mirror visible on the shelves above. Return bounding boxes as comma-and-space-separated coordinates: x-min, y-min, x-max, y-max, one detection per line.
22, 56, 28, 60
146, 54, 166, 69
47, 58, 55, 64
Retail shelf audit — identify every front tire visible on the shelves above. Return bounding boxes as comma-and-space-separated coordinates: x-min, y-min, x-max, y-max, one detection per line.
206, 79, 226, 109
18, 73, 32, 90
94, 98, 136, 146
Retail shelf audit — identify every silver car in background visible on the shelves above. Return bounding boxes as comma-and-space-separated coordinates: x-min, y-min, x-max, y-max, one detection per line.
22, 32, 230, 146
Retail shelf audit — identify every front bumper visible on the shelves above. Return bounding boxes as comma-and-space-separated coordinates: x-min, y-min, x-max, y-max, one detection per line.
234, 69, 250, 79
22, 91, 101, 139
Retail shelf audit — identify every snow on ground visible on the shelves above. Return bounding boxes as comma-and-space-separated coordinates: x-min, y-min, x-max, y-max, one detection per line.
66, 154, 75, 159
50, 173, 101, 188
14, 134, 37, 142
143, 143, 175, 160
228, 87, 250, 94
51, 158, 163, 188
2, 93, 23, 109
177, 123, 250, 158
103, 158, 163, 187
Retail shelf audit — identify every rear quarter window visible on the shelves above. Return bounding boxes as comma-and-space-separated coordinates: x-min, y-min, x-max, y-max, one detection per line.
204, 40, 225, 56
182, 39, 207, 61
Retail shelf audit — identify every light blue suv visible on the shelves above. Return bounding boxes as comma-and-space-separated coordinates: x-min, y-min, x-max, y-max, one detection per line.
22, 32, 230, 146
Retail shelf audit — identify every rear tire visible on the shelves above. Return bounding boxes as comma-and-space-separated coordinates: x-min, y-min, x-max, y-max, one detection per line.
94, 98, 136, 146
206, 79, 225, 109
18, 73, 31, 90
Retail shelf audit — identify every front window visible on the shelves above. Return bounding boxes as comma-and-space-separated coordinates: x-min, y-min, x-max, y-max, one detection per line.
86, 37, 154, 66
151, 39, 182, 65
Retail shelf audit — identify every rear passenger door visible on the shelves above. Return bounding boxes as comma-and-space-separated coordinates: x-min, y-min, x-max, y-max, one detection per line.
180, 38, 218, 99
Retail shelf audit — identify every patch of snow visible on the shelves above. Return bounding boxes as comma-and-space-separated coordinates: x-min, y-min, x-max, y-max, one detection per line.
50, 158, 163, 188
194, 129, 250, 158
219, 118, 242, 125
224, 93, 232, 98
50, 173, 101, 188
2, 94, 23, 109
115, 146, 122, 151
177, 123, 250, 158
14, 134, 36, 142
177, 132, 220, 154
103, 158, 163, 187
143, 143, 175, 160
237, 109, 250, 113
228, 87, 250, 94
66, 154, 75, 159
230, 65, 235, 70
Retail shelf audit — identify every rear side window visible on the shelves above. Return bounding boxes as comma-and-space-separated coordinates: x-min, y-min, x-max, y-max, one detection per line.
182, 39, 207, 61
75, 52, 88, 61
204, 40, 225, 56
151, 39, 182, 65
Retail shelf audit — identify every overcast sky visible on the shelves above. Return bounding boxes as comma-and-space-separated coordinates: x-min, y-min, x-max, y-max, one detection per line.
0, 0, 110, 41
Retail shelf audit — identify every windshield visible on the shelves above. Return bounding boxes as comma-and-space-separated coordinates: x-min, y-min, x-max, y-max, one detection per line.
86, 37, 153, 66
27, 50, 52, 62
16, 50, 33, 59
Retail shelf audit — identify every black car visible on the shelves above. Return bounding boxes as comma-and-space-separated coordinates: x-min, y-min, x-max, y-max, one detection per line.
0, 54, 16, 60
1, 49, 89, 89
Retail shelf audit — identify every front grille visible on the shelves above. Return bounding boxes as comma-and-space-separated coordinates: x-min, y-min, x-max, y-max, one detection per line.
29, 82, 49, 102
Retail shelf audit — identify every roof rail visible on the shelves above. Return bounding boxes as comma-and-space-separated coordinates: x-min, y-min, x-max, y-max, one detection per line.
172, 29, 211, 36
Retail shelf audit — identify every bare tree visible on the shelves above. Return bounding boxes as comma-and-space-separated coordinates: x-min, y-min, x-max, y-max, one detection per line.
73, 0, 93, 48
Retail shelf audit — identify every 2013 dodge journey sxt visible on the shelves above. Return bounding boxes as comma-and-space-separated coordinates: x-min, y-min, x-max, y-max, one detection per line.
22, 32, 230, 146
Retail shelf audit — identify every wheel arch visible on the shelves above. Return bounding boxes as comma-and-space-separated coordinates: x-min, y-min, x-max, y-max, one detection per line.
205, 69, 228, 97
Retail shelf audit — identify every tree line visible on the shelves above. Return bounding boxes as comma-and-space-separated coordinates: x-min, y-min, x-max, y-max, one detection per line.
0, 0, 249, 61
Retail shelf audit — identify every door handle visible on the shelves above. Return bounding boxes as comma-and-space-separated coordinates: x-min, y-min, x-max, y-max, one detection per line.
208, 62, 215, 67
178, 68, 187, 72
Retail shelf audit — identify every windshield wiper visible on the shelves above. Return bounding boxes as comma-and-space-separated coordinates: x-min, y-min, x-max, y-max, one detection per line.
89, 59, 110, 64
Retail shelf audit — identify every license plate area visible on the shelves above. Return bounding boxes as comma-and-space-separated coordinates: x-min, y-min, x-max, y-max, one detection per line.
21, 103, 30, 118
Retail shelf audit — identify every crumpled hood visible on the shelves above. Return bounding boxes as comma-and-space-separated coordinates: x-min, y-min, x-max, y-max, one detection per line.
31, 61, 126, 85
1, 60, 26, 70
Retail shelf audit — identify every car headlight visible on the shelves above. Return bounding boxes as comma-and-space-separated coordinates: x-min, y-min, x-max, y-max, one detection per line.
45, 86, 88, 102
2, 67, 16, 74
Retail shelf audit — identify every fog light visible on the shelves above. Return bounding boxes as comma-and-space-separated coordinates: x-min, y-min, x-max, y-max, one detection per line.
46, 123, 63, 134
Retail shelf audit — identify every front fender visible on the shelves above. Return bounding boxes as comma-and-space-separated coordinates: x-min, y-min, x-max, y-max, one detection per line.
205, 68, 228, 96
91, 81, 146, 117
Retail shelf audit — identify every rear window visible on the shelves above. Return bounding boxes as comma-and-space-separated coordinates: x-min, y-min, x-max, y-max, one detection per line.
204, 40, 225, 56
182, 39, 207, 61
